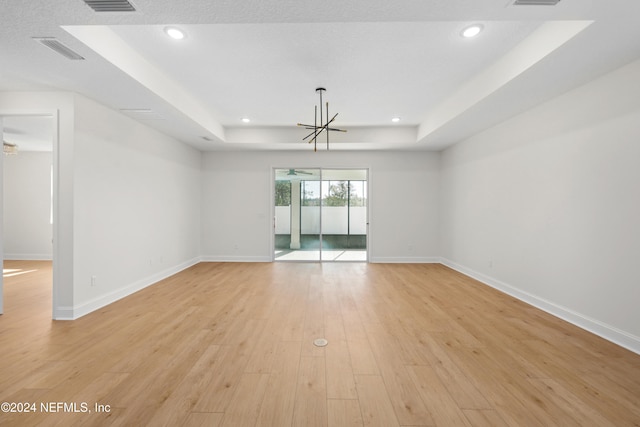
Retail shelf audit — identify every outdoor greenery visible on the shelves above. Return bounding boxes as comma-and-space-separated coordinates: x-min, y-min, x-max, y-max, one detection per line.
323, 181, 365, 207
275, 180, 366, 207
275, 181, 291, 206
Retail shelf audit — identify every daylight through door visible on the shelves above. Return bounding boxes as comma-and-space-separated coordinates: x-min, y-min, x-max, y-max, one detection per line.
274, 168, 368, 262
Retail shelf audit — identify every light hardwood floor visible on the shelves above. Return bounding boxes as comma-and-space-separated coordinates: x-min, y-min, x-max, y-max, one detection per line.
1, 260, 639, 426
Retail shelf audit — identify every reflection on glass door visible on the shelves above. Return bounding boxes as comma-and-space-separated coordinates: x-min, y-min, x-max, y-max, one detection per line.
274, 168, 368, 262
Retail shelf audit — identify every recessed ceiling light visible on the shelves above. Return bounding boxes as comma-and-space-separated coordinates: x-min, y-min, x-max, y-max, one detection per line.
164, 27, 185, 40
391, 117, 401, 123
462, 24, 483, 38
241, 117, 251, 123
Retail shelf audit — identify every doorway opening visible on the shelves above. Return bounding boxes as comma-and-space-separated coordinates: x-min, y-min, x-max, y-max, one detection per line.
273, 168, 368, 262
1, 114, 56, 316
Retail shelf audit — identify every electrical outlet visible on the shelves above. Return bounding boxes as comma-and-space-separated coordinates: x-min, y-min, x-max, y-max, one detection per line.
91, 276, 97, 287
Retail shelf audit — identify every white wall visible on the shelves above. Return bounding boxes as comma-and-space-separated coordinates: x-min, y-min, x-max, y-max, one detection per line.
3, 151, 53, 260
439, 59, 640, 353
72, 95, 202, 317
1, 92, 203, 319
201, 151, 440, 262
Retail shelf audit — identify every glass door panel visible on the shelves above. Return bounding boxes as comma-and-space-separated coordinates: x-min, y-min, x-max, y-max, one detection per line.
321, 169, 368, 262
274, 168, 321, 261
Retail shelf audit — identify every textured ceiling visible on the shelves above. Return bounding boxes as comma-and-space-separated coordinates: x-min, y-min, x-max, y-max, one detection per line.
2, 0, 640, 151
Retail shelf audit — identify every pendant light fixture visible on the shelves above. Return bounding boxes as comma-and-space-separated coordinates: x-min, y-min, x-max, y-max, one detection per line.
297, 88, 346, 151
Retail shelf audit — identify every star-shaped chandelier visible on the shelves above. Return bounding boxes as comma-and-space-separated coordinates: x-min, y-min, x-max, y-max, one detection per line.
297, 87, 346, 151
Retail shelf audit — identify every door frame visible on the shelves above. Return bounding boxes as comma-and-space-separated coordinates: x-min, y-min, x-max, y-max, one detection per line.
0, 110, 60, 317
271, 166, 369, 262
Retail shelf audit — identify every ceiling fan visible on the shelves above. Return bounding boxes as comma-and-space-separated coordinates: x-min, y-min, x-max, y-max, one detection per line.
278, 169, 313, 176
3, 140, 18, 155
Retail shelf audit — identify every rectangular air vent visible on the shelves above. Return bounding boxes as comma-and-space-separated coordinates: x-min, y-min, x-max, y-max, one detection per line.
119, 109, 163, 121
34, 38, 85, 60
513, 0, 561, 5
83, 0, 136, 12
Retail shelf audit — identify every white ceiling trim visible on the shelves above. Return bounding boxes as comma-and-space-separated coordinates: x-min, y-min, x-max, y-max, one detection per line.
417, 20, 593, 144
3, 0, 640, 152
62, 25, 226, 143
62, 19, 593, 150
225, 125, 418, 151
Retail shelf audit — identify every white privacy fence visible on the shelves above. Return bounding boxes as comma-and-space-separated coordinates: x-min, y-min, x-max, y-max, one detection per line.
275, 206, 367, 234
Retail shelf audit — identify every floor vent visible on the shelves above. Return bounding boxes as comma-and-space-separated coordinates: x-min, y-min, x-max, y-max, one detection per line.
83, 0, 136, 12
512, 0, 561, 5
34, 38, 85, 60
313, 338, 328, 347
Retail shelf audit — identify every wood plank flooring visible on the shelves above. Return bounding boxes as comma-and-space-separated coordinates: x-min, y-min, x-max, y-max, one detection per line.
1, 260, 639, 426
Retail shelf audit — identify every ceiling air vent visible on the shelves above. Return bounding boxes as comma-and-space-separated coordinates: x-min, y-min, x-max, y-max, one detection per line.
83, 0, 136, 12
119, 109, 164, 122
33, 38, 85, 60
512, 0, 561, 5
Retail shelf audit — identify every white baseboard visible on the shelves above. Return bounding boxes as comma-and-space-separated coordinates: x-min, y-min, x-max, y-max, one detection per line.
440, 258, 640, 356
52, 306, 75, 320
200, 255, 272, 262
370, 256, 441, 263
4, 254, 53, 261
63, 257, 201, 320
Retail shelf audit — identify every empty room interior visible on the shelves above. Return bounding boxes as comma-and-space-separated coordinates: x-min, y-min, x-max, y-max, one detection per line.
1, 0, 640, 426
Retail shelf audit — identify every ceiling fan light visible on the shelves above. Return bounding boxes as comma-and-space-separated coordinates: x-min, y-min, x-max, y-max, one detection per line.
462, 24, 483, 38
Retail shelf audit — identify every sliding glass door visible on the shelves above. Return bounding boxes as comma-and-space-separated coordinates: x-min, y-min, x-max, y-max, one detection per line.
274, 168, 367, 262
320, 169, 367, 261
274, 168, 321, 261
